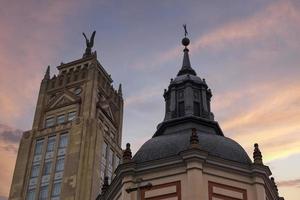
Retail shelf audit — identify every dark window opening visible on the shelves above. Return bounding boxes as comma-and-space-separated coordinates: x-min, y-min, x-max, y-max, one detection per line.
178, 101, 185, 117
194, 102, 200, 116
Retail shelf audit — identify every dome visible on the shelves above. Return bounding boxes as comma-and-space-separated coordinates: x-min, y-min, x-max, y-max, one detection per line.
172, 74, 204, 85
133, 130, 252, 165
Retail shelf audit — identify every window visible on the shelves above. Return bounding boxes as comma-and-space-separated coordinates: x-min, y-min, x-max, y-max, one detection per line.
102, 142, 107, 158
107, 148, 113, 181
31, 165, 40, 178
194, 102, 200, 117
26, 189, 36, 200
43, 161, 52, 175
178, 90, 184, 99
59, 134, 68, 148
35, 140, 44, 155
45, 117, 55, 128
178, 102, 185, 117
51, 182, 62, 197
55, 158, 65, 172
193, 90, 200, 99
67, 112, 76, 121
46, 136, 56, 152
57, 114, 65, 124
39, 186, 48, 200
114, 155, 120, 170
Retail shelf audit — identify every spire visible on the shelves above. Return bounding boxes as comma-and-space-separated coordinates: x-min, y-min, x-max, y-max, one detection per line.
44, 65, 50, 80
123, 143, 132, 162
177, 24, 196, 76
253, 143, 263, 165
118, 83, 123, 96
190, 128, 200, 148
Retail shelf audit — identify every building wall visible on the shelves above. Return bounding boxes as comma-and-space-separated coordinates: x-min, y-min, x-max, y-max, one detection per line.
9, 54, 123, 200
118, 160, 268, 200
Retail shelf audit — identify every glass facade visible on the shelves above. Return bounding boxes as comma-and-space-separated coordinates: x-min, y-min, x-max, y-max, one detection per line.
59, 134, 68, 148
51, 182, 62, 197
45, 117, 55, 128
68, 112, 76, 121
46, 137, 56, 152
35, 140, 44, 155
39, 186, 48, 200
55, 157, 65, 172
26, 189, 36, 200
31, 165, 40, 178
57, 114, 65, 124
26, 133, 68, 200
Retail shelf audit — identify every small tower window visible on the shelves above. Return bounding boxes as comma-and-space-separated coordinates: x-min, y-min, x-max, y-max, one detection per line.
178, 90, 184, 99
178, 101, 185, 117
194, 102, 200, 117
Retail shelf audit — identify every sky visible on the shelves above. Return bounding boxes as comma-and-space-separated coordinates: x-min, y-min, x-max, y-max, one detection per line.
0, 0, 299, 199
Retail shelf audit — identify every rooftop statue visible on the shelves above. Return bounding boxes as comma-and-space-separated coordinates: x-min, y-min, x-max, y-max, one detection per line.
83, 31, 96, 57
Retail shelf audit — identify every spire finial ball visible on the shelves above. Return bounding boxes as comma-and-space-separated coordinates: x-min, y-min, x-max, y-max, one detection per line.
182, 37, 190, 47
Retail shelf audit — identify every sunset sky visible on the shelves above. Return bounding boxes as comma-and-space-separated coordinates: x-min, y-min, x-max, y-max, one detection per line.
0, 0, 300, 199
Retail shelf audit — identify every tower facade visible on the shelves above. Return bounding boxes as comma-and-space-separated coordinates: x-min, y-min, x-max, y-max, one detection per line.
9, 33, 123, 200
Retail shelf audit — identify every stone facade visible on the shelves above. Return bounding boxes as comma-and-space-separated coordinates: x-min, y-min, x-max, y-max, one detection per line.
9, 49, 123, 200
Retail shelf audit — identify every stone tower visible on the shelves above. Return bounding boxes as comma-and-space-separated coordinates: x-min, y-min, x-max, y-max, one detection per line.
9, 32, 123, 200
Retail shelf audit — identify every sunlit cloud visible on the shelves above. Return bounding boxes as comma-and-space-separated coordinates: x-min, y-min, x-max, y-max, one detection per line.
278, 179, 300, 188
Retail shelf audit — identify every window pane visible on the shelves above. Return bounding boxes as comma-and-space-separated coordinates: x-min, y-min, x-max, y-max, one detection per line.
108, 148, 113, 167
114, 155, 120, 170
194, 102, 200, 117
178, 102, 185, 117
43, 161, 52, 175
26, 189, 35, 200
35, 140, 44, 155
55, 158, 65, 172
102, 142, 107, 158
67, 112, 76, 121
59, 134, 68, 148
46, 136, 56, 152
51, 182, 62, 197
31, 165, 40, 177
57, 114, 65, 124
45, 117, 55, 128
39, 186, 48, 200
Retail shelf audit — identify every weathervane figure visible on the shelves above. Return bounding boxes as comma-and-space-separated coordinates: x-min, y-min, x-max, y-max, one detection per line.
183, 24, 188, 37
82, 31, 96, 57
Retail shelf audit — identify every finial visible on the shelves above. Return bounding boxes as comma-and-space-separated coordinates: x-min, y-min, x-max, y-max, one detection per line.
190, 128, 200, 148
101, 176, 109, 195
44, 65, 50, 80
253, 143, 263, 165
83, 31, 96, 57
182, 24, 190, 47
118, 83, 123, 96
123, 143, 132, 162
270, 177, 279, 196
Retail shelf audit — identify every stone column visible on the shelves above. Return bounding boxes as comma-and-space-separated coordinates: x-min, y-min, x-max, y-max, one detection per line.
186, 161, 204, 200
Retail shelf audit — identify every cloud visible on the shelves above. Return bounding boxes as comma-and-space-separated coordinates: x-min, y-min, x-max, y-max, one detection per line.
131, 0, 300, 71
0, 124, 22, 144
278, 179, 300, 188
213, 79, 300, 162
0, 1, 83, 129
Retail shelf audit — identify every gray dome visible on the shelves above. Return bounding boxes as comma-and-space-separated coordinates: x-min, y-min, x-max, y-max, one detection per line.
133, 131, 252, 165
172, 74, 204, 84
